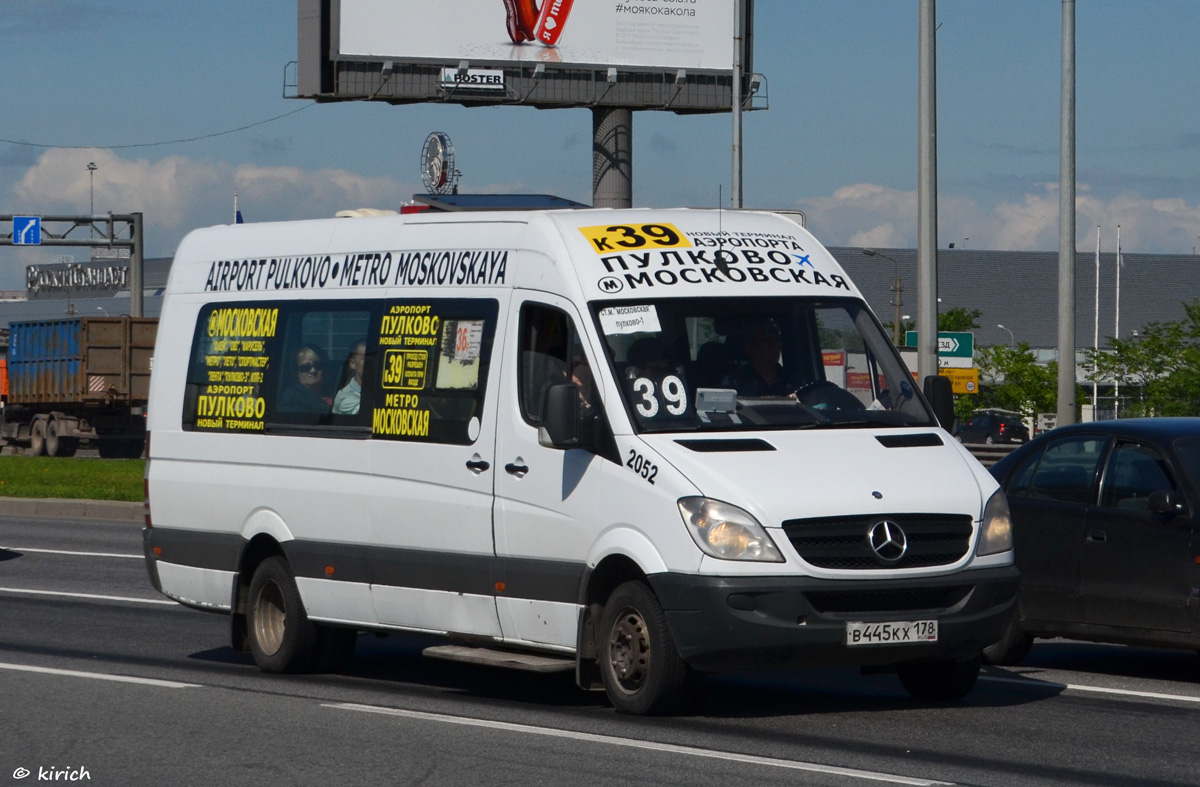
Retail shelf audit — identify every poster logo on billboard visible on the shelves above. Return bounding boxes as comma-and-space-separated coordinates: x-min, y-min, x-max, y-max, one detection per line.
440, 68, 506, 90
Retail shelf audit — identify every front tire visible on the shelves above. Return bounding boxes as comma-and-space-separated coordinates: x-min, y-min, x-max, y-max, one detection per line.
898, 657, 981, 702
246, 557, 318, 673
599, 581, 687, 715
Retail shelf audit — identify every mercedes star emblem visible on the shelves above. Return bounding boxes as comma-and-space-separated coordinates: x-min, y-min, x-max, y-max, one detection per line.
867, 520, 908, 564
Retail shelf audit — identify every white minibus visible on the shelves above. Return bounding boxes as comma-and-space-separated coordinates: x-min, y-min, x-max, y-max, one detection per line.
144, 208, 1017, 714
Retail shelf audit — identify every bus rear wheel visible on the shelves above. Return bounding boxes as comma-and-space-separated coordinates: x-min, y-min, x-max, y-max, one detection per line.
246, 557, 318, 673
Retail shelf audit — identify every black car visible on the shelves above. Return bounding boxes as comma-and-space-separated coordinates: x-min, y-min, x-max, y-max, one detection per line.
983, 417, 1200, 664
958, 410, 1030, 445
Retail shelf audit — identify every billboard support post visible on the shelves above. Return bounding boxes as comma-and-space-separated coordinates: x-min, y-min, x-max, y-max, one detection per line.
593, 108, 632, 209
731, 0, 744, 208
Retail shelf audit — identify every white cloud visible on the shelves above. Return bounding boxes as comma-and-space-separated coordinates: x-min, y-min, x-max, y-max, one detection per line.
0, 148, 415, 288
796, 181, 1200, 254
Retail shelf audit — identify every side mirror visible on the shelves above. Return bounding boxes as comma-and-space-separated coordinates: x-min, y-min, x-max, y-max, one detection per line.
538, 384, 580, 449
923, 374, 955, 431
1148, 489, 1183, 516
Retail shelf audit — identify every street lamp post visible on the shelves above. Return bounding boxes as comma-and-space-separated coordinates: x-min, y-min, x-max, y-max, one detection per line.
87, 162, 97, 239
863, 249, 903, 345
997, 323, 1014, 348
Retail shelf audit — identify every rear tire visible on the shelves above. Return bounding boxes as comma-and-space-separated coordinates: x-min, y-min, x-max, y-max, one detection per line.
246, 557, 318, 673
56, 437, 79, 458
898, 657, 981, 702
29, 419, 47, 457
45, 418, 61, 458
599, 581, 688, 715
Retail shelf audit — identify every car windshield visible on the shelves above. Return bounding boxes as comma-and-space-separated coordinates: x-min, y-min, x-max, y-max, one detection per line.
591, 296, 935, 434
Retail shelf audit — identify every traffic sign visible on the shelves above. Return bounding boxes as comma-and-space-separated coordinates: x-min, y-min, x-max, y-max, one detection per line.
13, 216, 41, 245
938, 366, 979, 395
905, 330, 974, 359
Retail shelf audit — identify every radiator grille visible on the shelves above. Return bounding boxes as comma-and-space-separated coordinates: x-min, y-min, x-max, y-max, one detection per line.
783, 514, 973, 569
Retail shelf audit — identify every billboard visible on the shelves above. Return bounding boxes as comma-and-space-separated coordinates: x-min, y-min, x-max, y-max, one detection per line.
336, 0, 736, 71
296, 0, 757, 112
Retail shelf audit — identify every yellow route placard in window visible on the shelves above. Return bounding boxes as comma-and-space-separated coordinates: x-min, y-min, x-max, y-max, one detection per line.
381, 349, 428, 390
578, 223, 691, 254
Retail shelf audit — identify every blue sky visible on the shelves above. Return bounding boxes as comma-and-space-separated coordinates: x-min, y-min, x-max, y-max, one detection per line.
2, 1, 1198, 289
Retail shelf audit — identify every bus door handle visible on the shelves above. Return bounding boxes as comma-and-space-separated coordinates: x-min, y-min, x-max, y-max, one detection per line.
505, 459, 529, 478
466, 455, 491, 474
1086, 529, 1107, 544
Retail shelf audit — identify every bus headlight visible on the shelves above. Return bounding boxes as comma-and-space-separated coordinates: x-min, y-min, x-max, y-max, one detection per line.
678, 497, 784, 562
977, 489, 1013, 556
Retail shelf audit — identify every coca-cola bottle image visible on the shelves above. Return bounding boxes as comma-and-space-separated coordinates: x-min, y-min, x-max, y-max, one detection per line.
502, 0, 540, 43
533, 0, 574, 47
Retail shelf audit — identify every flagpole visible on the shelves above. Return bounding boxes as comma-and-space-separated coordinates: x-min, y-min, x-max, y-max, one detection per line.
1093, 225, 1099, 416
1114, 224, 1122, 415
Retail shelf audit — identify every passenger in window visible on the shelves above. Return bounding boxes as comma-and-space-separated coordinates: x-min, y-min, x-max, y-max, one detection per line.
571, 359, 598, 416
625, 337, 676, 379
279, 345, 332, 413
723, 320, 791, 397
333, 340, 367, 415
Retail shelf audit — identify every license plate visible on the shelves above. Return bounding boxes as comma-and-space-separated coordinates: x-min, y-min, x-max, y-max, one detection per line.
845, 620, 938, 646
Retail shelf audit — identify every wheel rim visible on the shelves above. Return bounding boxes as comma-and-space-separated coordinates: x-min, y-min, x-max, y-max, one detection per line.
253, 579, 287, 657
607, 606, 651, 694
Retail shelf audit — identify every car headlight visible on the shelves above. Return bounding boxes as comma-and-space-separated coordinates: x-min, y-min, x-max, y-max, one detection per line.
677, 497, 784, 562
977, 489, 1013, 556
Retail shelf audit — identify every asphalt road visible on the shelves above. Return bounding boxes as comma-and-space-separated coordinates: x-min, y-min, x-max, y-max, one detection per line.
2, 515, 1199, 787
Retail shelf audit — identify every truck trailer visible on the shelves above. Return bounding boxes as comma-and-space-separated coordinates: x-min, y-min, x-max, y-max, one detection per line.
0, 316, 156, 458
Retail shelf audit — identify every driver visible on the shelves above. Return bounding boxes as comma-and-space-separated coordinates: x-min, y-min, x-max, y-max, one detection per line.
723, 321, 793, 397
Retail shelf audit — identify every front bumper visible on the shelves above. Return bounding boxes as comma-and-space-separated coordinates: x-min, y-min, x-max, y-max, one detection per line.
648, 565, 1019, 672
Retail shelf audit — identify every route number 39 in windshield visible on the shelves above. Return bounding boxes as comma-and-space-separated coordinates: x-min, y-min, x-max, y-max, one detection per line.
579, 223, 691, 254
632, 375, 688, 419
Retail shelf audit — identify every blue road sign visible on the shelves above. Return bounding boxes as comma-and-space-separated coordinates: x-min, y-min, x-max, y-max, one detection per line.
13, 216, 41, 245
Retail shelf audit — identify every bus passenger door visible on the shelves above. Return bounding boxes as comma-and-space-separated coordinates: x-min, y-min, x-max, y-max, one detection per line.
493, 295, 613, 648
367, 294, 508, 637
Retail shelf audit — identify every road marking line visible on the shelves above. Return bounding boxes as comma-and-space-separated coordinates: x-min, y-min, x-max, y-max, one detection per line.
1, 546, 142, 559
982, 675, 1200, 704
0, 586, 176, 605
0, 661, 198, 688
325, 702, 953, 786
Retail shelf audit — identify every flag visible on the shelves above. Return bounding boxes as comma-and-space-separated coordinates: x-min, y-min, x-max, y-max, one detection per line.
234, 193, 244, 224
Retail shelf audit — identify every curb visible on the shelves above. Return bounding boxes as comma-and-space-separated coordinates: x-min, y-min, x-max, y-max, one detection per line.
0, 497, 143, 523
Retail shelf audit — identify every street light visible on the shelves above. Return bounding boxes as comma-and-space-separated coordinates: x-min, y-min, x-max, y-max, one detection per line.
863, 249, 903, 345
997, 323, 1014, 348
87, 162, 97, 239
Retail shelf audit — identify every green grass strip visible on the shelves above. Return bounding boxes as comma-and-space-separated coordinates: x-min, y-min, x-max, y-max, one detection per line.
0, 457, 144, 502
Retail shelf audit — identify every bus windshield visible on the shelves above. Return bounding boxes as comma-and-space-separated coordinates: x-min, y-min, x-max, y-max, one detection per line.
591, 296, 935, 434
